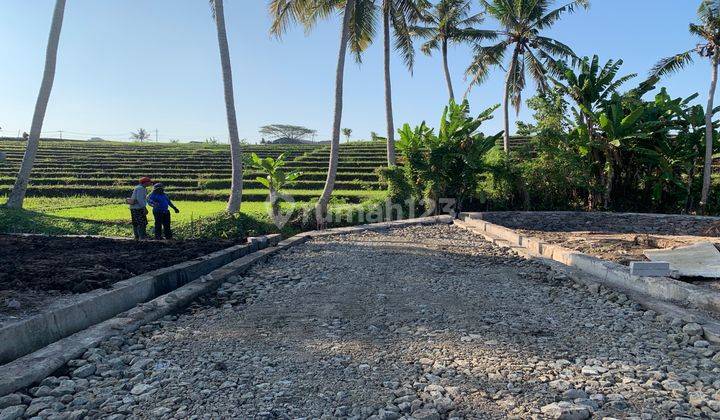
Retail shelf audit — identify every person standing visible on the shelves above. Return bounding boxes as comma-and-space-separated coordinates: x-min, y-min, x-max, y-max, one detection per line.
148, 183, 180, 240
127, 177, 152, 240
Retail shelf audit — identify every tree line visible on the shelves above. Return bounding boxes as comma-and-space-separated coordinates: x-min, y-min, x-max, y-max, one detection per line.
4, 0, 720, 220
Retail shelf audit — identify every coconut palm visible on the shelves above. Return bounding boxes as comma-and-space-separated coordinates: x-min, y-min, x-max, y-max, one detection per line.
130, 128, 152, 142
466, 0, 589, 152
343, 0, 425, 165
652, 0, 720, 213
377, 0, 426, 165
6, 0, 66, 209
210, 0, 243, 213
342, 127, 352, 142
270, 0, 357, 226
411, 0, 490, 101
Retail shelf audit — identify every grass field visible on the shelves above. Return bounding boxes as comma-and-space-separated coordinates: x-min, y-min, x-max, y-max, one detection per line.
0, 139, 390, 237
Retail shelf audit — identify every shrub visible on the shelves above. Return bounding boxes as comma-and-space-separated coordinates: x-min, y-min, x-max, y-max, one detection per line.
396, 100, 502, 215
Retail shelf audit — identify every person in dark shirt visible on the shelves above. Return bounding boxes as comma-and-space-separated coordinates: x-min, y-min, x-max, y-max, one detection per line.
147, 183, 180, 240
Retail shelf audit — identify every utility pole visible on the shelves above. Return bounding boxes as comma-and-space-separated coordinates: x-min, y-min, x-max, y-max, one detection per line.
59, 129, 62, 140
155, 129, 159, 143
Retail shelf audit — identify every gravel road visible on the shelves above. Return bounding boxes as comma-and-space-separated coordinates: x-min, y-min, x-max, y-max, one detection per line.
2, 224, 720, 419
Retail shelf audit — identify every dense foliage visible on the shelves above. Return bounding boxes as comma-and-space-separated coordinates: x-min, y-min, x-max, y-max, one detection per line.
387, 55, 720, 217
395, 100, 502, 215
488, 57, 720, 214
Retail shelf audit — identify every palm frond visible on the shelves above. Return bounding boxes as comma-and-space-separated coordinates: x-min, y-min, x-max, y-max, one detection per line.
534, 36, 576, 60
525, 47, 549, 92
464, 41, 508, 95
391, 4, 416, 71
531, 0, 589, 31
269, 0, 328, 37
348, 0, 378, 63
650, 50, 695, 77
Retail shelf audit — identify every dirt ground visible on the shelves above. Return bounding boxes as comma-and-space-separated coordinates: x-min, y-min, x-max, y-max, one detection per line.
0, 235, 242, 324
477, 211, 720, 266
518, 230, 720, 266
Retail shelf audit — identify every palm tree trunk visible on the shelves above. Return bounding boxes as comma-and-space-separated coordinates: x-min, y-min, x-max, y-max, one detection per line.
441, 39, 454, 101
383, 3, 396, 166
6, 0, 66, 209
316, 0, 356, 226
213, 0, 243, 213
502, 48, 519, 153
700, 53, 718, 214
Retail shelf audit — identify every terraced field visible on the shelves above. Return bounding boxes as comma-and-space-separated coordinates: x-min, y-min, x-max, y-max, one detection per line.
0, 139, 390, 235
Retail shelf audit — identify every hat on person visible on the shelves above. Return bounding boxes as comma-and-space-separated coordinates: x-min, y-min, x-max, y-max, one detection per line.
139, 177, 152, 185
153, 183, 164, 190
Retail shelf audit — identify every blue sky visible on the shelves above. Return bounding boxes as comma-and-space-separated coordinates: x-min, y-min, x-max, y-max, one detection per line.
0, 1, 709, 143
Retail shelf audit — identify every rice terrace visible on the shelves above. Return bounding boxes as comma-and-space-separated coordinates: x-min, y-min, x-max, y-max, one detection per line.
5, 0, 720, 419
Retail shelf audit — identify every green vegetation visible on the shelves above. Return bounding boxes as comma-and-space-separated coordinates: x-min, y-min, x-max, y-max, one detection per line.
0, 139, 391, 237
480, 63, 720, 214
396, 100, 501, 214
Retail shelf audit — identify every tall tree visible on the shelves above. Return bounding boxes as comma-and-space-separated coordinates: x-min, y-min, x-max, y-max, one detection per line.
270, 0, 357, 226
652, 0, 720, 213
411, 0, 488, 101
378, 0, 425, 165
210, 0, 244, 213
466, 0, 589, 152
333, 0, 418, 164
6, 0, 66, 209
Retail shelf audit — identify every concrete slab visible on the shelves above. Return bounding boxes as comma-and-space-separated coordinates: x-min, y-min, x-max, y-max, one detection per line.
644, 242, 720, 278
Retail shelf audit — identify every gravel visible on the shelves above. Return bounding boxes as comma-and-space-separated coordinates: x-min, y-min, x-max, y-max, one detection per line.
5, 224, 720, 418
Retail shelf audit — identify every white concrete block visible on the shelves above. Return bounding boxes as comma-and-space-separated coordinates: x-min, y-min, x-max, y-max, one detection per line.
630, 261, 671, 277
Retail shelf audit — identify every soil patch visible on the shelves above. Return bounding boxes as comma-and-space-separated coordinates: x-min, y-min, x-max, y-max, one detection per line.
0, 235, 243, 323
480, 211, 720, 236
517, 230, 719, 266
479, 211, 720, 292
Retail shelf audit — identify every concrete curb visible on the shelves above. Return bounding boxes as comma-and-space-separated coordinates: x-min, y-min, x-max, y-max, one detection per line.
454, 215, 720, 343
463, 210, 720, 222
0, 234, 281, 366
0, 215, 450, 396
0, 233, 304, 396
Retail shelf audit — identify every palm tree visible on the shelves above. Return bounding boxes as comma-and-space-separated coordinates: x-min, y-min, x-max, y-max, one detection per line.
379, 0, 425, 165
210, 0, 243, 213
652, 0, 720, 213
6, 0, 66, 209
466, 0, 589, 152
342, 127, 352, 142
131, 128, 152, 142
411, 0, 489, 101
270, 0, 357, 226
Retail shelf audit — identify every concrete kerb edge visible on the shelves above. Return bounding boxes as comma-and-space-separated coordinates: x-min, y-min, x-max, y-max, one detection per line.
454, 216, 720, 342
0, 233, 304, 397
0, 216, 448, 396
0, 234, 282, 367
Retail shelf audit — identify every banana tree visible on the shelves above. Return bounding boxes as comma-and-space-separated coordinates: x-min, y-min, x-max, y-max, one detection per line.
397, 100, 501, 215
594, 94, 647, 206
246, 152, 302, 226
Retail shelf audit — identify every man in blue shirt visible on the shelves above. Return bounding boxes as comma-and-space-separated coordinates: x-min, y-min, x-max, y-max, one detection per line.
148, 183, 180, 240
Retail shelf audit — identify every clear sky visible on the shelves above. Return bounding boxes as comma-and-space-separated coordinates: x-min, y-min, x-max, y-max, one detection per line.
0, 1, 710, 143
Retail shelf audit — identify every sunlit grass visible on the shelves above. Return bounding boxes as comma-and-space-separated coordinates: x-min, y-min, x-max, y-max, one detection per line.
47, 201, 271, 223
